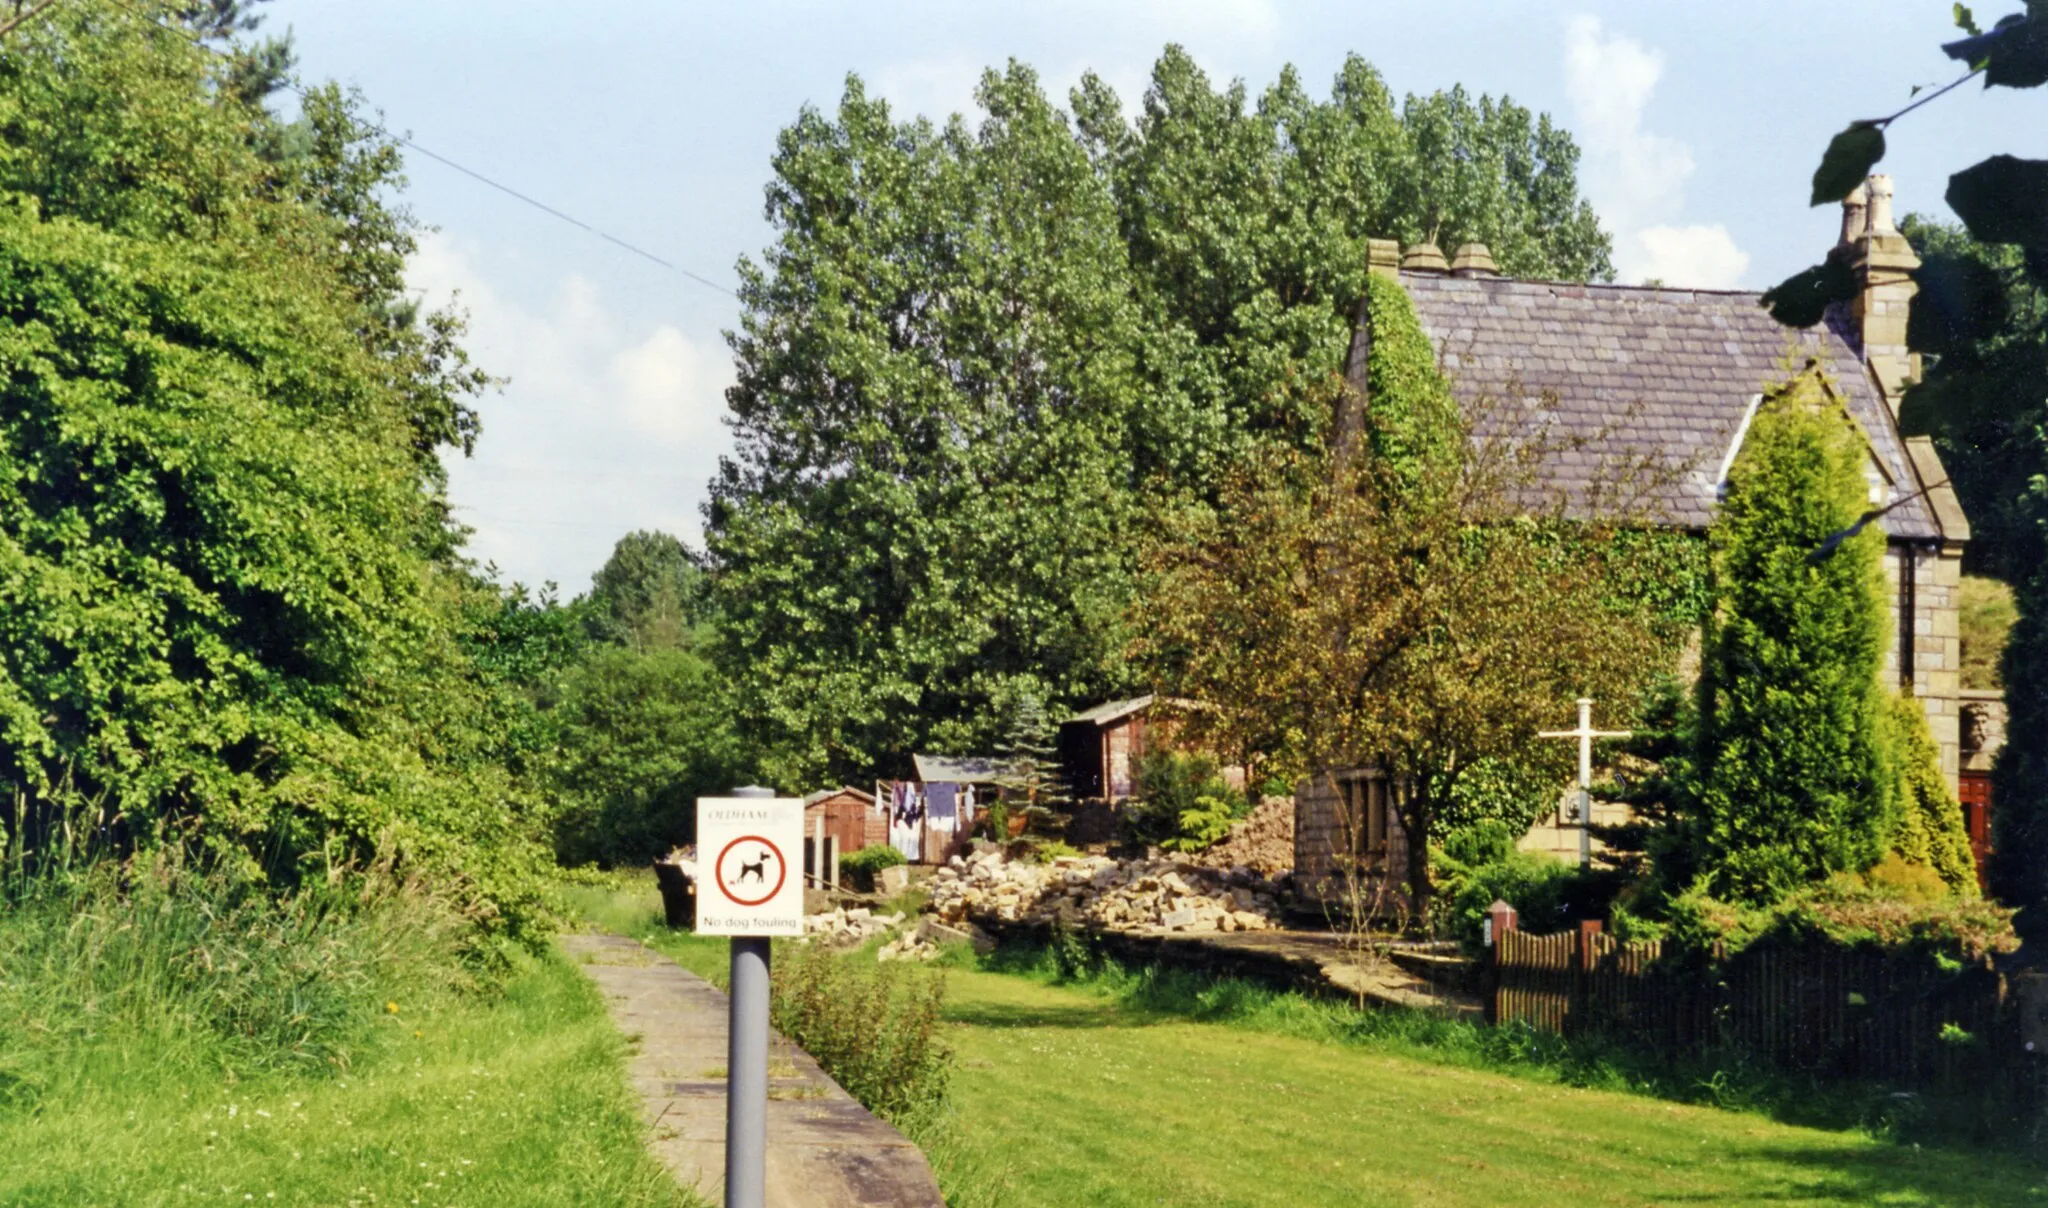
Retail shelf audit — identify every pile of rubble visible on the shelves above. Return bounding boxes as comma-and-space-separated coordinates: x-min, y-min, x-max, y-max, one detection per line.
1185, 795, 1294, 875
876, 932, 942, 962
800, 907, 905, 946
929, 849, 1290, 934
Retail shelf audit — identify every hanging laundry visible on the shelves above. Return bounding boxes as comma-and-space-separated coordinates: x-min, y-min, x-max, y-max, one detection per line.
927, 782, 957, 826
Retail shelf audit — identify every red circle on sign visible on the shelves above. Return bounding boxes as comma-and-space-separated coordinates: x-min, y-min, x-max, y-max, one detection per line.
714, 835, 788, 907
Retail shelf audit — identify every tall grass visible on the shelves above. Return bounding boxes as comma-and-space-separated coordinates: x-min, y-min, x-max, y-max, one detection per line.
0, 849, 480, 1113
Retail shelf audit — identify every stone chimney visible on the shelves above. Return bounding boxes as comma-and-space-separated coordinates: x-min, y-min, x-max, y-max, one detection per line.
1449, 243, 1499, 277
1367, 237, 1401, 282
1840, 174, 1921, 407
1401, 242, 1449, 273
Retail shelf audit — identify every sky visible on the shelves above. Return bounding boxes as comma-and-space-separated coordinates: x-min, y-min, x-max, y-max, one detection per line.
262, 0, 2047, 593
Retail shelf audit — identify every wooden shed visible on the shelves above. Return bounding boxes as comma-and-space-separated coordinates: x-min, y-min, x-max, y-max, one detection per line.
1059, 695, 1171, 802
805, 786, 882, 858
1059, 695, 1243, 803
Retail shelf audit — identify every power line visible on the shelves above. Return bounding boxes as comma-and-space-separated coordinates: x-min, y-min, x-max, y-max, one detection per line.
107, 0, 739, 299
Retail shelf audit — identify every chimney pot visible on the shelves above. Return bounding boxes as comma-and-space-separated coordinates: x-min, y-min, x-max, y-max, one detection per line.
1867, 174, 1898, 236
1839, 182, 1869, 247
1401, 242, 1449, 273
1449, 242, 1499, 277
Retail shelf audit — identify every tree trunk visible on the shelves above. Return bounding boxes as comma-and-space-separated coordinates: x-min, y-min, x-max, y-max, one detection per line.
1400, 783, 1433, 932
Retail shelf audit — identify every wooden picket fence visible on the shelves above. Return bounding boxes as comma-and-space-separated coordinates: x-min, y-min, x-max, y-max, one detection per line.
1493, 925, 2017, 1087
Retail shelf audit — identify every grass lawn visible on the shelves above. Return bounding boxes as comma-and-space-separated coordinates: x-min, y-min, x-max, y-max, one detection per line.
0, 944, 695, 1207
932, 967, 2043, 1207
578, 873, 2047, 1207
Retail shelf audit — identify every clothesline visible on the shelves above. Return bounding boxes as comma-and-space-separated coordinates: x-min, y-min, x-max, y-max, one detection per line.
874, 779, 981, 863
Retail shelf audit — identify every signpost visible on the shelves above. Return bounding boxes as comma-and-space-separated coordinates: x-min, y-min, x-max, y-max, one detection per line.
1537, 698, 1631, 868
695, 789, 803, 1208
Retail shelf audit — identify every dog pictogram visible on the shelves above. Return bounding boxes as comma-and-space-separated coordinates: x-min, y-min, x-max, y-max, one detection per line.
713, 835, 787, 907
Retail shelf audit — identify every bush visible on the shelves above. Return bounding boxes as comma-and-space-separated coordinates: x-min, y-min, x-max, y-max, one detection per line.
1126, 751, 1247, 850
1159, 797, 1240, 853
1023, 840, 1082, 863
840, 844, 907, 892
1660, 875, 2019, 964
1433, 821, 1620, 947
770, 942, 950, 1123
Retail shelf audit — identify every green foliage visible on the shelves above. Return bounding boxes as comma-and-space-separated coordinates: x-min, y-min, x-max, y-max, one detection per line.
550, 644, 742, 866
1432, 822, 1616, 946
1433, 755, 1565, 840
712, 50, 1615, 785
1691, 373, 1892, 903
1359, 273, 1459, 481
1759, 256, 1858, 328
1659, 873, 2017, 965
1896, 216, 2046, 581
1880, 694, 1978, 896
769, 941, 951, 1123
1126, 749, 1246, 849
0, 10, 566, 934
586, 529, 712, 650
1436, 850, 1589, 947
1945, 155, 2048, 250
1958, 573, 2017, 688
0, 876, 682, 1205
1991, 548, 2048, 943
1158, 797, 1240, 853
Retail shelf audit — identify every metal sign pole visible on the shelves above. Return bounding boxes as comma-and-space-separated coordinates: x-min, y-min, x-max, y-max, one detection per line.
724, 785, 774, 1208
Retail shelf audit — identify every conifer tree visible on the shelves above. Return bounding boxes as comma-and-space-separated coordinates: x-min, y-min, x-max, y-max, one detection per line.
1692, 371, 1892, 903
994, 688, 1070, 817
1882, 694, 1978, 896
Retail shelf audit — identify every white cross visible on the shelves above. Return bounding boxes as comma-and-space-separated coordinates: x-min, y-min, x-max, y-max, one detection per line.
1537, 697, 1632, 867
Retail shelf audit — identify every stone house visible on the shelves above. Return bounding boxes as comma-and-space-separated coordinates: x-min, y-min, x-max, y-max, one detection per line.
1296, 175, 1971, 907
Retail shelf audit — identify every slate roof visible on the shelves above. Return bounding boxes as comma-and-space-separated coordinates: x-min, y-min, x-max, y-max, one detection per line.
1384, 272, 1942, 540
912, 754, 1008, 785
1066, 695, 1155, 726
804, 785, 875, 807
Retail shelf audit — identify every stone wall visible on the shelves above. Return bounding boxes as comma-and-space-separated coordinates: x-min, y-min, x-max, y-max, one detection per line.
1882, 541, 1964, 790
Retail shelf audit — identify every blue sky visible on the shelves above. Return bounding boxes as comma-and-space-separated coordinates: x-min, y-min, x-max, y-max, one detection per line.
263, 0, 2045, 591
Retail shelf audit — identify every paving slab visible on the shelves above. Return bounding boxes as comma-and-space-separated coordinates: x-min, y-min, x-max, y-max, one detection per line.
562, 932, 945, 1208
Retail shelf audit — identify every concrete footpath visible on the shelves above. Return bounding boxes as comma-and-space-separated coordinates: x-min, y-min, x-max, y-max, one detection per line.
561, 932, 946, 1208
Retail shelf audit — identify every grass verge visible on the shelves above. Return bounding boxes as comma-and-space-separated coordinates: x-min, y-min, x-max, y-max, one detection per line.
0, 867, 690, 1207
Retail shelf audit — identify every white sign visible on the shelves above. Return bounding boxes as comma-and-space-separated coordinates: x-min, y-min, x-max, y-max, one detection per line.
694, 796, 805, 936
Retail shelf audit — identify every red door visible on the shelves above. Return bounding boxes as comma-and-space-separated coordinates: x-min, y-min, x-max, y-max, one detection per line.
1959, 770, 1993, 894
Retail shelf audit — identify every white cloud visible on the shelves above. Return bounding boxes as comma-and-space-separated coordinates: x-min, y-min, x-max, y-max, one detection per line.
409, 233, 732, 592
1634, 224, 1751, 290
1563, 15, 1748, 288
